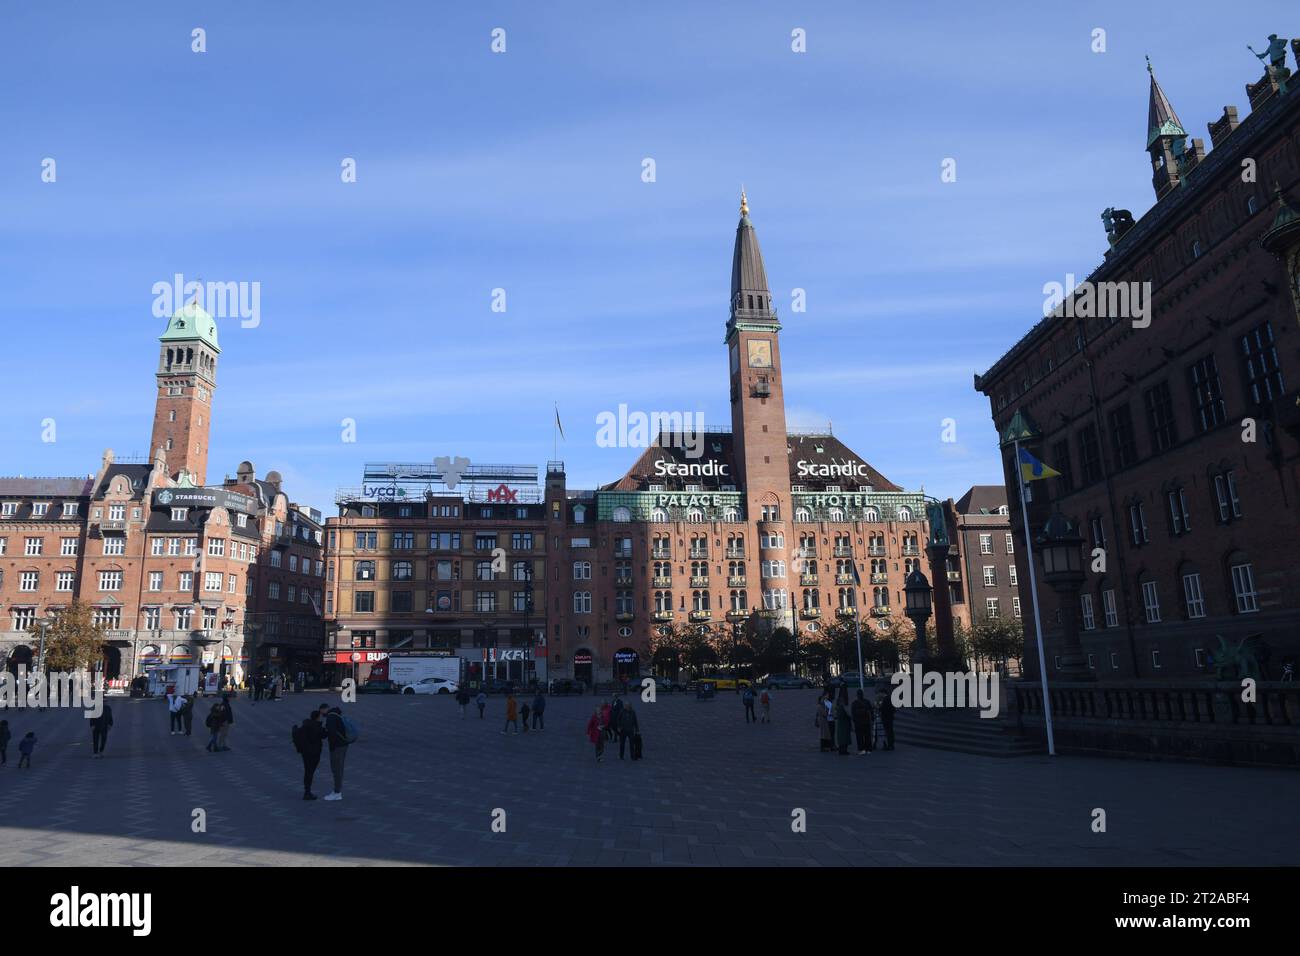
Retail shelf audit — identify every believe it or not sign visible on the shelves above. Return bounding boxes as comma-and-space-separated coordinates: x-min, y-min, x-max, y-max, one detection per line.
614, 651, 639, 663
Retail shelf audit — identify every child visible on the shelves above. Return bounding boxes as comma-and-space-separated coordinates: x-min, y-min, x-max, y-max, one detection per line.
519, 700, 531, 733
17, 732, 36, 768
0, 719, 9, 766
759, 688, 771, 724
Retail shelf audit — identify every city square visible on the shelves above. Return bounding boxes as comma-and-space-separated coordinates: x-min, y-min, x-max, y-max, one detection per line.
0, 689, 1292, 868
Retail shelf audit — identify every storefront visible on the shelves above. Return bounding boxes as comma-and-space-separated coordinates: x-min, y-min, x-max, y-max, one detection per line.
573, 649, 593, 686
480, 646, 535, 686
613, 648, 640, 682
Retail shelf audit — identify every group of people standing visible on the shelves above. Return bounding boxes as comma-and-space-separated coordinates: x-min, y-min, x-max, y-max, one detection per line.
585, 696, 641, 762
292, 704, 352, 801
817, 686, 895, 755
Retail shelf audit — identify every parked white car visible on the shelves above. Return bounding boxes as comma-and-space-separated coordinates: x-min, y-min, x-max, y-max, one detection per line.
401, 676, 459, 695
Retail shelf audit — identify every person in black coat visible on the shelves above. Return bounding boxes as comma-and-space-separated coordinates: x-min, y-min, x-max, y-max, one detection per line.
89, 704, 114, 757
617, 703, 640, 759
181, 695, 194, 736
850, 690, 873, 755
296, 711, 328, 800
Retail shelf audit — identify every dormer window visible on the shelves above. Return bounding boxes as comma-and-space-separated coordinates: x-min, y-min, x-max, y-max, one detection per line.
171, 508, 188, 522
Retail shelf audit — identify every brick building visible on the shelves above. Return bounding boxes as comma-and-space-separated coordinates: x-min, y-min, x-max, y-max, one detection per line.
0, 303, 323, 685
324, 468, 548, 685
974, 46, 1300, 680
542, 194, 946, 685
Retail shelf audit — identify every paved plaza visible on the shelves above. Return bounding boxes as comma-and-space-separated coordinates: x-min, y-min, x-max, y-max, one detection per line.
0, 688, 1295, 867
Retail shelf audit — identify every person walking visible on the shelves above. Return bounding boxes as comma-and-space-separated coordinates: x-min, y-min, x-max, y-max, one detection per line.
322, 706, 351, 801
295, 710, 327, 800
456, 686, 471, 719
877, 691, 896, 751
475, 690, 487, 719
519, 699, 530, 734
502, 693, 519, 735
742, 686, 757, 724
531, 692, 545, 731
167, 689, 185, 734
0, 719, 11, 766
16, 732, 36, 768
585, 707, 604, 763
181, 695, 194, 736
600, 701, 613, 741
834, 687, 852, 756
816, 693, 833, 752
851, 689, 873, 756
617, 702, 639, 759
759, 688, 771, 724
610, 697, 624, 738
90, 703, 113, 758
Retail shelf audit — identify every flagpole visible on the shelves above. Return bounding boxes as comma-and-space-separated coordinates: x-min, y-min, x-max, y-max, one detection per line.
1015, 438, 1056, 756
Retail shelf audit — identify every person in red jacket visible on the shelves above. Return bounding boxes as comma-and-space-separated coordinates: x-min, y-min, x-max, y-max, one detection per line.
585, 708, 604, 762
600, 701, 613, 741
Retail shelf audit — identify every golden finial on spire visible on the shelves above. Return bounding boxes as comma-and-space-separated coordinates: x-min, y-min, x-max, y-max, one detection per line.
740, 186, 749, 216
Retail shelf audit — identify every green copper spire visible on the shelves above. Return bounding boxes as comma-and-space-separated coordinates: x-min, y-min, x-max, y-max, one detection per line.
160, 299, 220, 353
1146, 57, 1187, 148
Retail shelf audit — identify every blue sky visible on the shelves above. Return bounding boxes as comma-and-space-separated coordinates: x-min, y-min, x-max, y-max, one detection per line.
0, 1, 1290, 511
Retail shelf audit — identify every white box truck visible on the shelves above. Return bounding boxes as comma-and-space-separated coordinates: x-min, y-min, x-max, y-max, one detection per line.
387, 655, 461, 690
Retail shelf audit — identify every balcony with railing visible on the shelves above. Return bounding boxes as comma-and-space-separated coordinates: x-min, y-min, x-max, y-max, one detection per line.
689, 610, 712, 622
870, 573, 888, 584
725, 547, 745, 559
615, 575, 633, 587
652, 610, 674, 622
652, 549, 671, 560
800, 573, 819, 586
615, 612, 635, 622
726, 609, 748, 621
833, 546, 853, 557
690, 576, 709, 588
835, 573, 854, 585
867, 545, 886, 556
727, 575, 746, 587
902, 546, 920, 556
836, 607, 858, 618
870, 606, 891, 617
652, 576, 672, 588
800, 607, 821, 619
689, 549, 708, 559
946, 571, 962, 583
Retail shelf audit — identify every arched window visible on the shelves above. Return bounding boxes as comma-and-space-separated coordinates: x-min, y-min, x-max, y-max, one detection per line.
795, 507, 811, 522
723, 507, 740, 522
828, 508, 844, 522
611, 506, 631, 523
897, 506, 912, 521
687, 508, 705, 523
864, 507, 879, 522
651, 507, 668, 523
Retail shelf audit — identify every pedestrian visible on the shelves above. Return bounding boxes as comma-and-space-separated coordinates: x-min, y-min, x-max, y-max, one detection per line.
206, 694, 234, 752
816, 693, 833, 753
90, 703, 113, 757
323, 706, 352, 800
851, 689, 873, 756
167, 689, 185, 734
181, 694, 194, 736
16, 732, 36, 768
585, 707, 604, 762
456, 686, 470, 719
531, 691, 545, 731
519, 700, 530, 733
877, 692, 896, 751
502, 693, 519, 735
0, 719, 10, 766
294, 710, 327, 800
617, 701, 639, 759
475, 690, 487, 719
600, 701, 613, 741
610, 696, 624, 738
834, 687, 852, 755
742, 685, 757, 723
759, 688, 771, 724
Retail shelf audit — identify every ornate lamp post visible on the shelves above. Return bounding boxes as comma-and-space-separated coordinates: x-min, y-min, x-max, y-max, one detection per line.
1036, 512, 1093, 681
922, 499, 960, 669
903, 568, 933, 664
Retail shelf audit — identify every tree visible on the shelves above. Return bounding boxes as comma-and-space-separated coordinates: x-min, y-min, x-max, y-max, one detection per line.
41, 601, 107, 672
970, 616, 1025, 671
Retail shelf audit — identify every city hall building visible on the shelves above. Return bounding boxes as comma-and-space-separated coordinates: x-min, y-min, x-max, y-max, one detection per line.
975, 46, 1300, 680
0, 303, 324, 685
543, 195, 947, 685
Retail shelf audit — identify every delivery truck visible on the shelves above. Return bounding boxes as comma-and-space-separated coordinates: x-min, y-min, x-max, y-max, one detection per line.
386, 655, 461, 690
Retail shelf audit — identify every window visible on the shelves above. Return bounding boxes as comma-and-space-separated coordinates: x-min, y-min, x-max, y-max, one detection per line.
978, 534, 991, 555
430, 532, 461, 550
62, 502, 78, 518
761, 559, 786, 578
56, 571, 75, 592
1182, 572, 1206, 619
1102, 588, 1118, 628
355, 531, 377, 549
149, 571, 163, 591
392, 561, 413, 581
512, 560, 531, 582
512, 532, 534, 551
1012, 597, 1021, 618
572, 561, 591, 580
12, 608, 35, 630
1050, 439, 1073, 492
99, 571, 123, 591
1008, 564, 1018, 586
986, 598, 999, 618
205, 572, 222, 591
1240, 321, 1284, 405
31, 502, 48, 517
0, 503, 15, 518
512, 590, 532, 612
1081, 594, 1095, 630
1141, 580, 1161, 623
25, 537, 43, 556
1230, 562, 1258, 613
171, 508, 188, 522
573, 592, 591, 614
143, 607, 161, 631
1089, 517, 1107, 553
1078, 424, 1102, 484
101, 536, 125, 556
1188, 355, 1226, 432
268, 581, 280, 600
1213, 471, 1242, 522
1128, 502, 1148, 546
393, 532, 415, 550
1168, 488, 1191, 536
1005, 533, 1014, 554
982, 566, 996, 587
208, 538, 225, 557
1107, 404, 1138, 469
355, 561, 376, 581
1143, 381, 1178, 453
391, 591, 413, 613
354, 591, 375, 613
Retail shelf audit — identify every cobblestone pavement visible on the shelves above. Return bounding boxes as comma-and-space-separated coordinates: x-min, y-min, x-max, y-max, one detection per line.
0, 688, 1294, 866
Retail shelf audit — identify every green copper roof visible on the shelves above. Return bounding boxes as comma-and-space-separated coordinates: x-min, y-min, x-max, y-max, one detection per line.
160, 301, 220, 352
1000, 408, 1040, 446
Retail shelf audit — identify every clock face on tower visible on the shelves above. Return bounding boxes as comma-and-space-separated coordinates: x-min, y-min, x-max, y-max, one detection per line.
747, 338, 772, 368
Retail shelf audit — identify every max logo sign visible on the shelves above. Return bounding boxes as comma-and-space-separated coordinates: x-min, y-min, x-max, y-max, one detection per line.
486, 484, 518, 503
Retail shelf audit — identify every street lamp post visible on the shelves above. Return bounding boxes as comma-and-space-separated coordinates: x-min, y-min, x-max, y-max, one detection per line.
34, 616, 52, 711
1036, 512, 1093, 681
904, 568, 933, 665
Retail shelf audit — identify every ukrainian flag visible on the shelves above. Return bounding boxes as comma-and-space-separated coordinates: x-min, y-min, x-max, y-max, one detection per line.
1018, 447, 1061, 483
